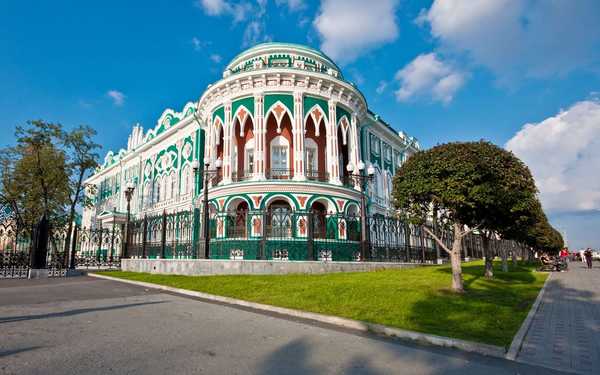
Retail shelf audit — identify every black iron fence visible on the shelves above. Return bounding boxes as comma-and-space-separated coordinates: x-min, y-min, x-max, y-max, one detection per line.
123, 208, 528, 264
0, 220, 122, 279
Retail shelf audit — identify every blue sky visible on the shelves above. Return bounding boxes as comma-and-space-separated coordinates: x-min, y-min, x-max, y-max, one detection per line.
1, 0, 600, 248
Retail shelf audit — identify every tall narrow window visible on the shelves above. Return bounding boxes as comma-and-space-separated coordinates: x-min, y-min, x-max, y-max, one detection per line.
270, 136, 289, 178
305, 138, 318, 177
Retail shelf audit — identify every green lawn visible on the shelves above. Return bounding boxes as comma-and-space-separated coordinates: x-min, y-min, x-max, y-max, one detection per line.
97, 261, 546, 347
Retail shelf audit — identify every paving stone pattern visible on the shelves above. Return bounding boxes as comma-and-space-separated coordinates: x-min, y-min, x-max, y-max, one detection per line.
518, 262, 600, 374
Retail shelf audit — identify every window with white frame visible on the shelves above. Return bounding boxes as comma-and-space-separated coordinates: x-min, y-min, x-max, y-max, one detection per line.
305, 138, 318, 174
181, 166, 190, 196
245, 138, 255, 173
170, 171, 177, 199
270, 136, 289, 173
370, 135, 380, 154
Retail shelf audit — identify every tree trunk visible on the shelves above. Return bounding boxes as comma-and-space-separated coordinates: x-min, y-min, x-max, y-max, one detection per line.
482, 234, 493, 279
500, 243, 509, 272
450, 223, 464, 293
511, 249, 518, 266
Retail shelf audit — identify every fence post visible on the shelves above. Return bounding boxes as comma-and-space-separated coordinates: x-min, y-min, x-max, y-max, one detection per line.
30, 215, 49, 270
69, 225, 79, 269
110, 219, 116, 262
142, 216, 147, 259
259, 211, 267, 260
307, 211, 314, 261
96, 224, 103, 262
420, 225, 426, 263
161, 210, 167, 259
404, 222, 411, 262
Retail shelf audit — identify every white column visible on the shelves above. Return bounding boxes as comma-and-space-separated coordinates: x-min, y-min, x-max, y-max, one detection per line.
328, 100, 341, 185
293, 92, 306, 180
254, 93, 265, 180
351, 113, 362, 191
222, 101, 232, 184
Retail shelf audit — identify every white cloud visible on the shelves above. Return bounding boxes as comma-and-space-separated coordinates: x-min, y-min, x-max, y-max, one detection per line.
506, 99, 600, 214
196, 0, 230, 16
314, 0, 399, 63
242, 20, 272, 47
196, 0, 251, 23
276, 0, 305, 11
394, 53, 466, 104
106, 90, 125, 106
191, 37, 202, 51
376, 80, 388, 95
419, 0, 600, 81
210, 54, 222, 63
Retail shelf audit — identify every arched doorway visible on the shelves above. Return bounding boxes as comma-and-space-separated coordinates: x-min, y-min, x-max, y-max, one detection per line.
227, 200, 248, 238
267, 199, 292, 237
311, 201, 327, 239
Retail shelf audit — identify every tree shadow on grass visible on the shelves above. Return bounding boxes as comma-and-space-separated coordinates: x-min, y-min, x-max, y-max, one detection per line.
406, 262, 545, 347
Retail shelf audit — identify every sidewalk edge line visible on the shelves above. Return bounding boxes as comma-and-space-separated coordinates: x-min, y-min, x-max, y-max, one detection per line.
505, 271, 552, 360
88, 272, 505, 359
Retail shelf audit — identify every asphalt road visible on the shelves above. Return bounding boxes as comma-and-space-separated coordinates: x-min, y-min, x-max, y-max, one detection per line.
0, 276, 567, 375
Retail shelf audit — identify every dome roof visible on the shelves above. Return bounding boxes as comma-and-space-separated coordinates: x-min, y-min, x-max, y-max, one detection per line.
224, 42, 343, 79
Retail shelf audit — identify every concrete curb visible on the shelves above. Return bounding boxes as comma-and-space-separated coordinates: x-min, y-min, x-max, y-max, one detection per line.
505, 271, 552, 360
89, 272, 506, 359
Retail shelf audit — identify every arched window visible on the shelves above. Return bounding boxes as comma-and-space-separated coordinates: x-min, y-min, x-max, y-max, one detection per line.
181, 166, 191, 196
170, 171, 177, 199
245, 138, 255, 174
270, 135, 289, 177
154, 178, 161, 203
160, 175, 167, 202
305, 138, 318, 175
143, 181, 151, 207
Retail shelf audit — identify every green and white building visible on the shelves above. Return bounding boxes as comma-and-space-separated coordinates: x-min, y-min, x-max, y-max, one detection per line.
82, 43, 420, 259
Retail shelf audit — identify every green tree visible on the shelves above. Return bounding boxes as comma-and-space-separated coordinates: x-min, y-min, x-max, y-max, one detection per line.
464, 142, 539, 278
62, 125, 100, 267
393, 142, 495, 292
0, 121, 70, 228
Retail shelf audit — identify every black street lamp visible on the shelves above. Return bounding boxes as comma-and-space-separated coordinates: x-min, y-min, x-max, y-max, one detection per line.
192, 157, 222, 259
346, 161, 375, 261
123, 181, 135, 259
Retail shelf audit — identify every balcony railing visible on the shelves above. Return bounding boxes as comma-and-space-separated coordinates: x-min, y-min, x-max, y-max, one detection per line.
305, 170, 329, 182
231, 170, 255, 182
265, 169, 293, 180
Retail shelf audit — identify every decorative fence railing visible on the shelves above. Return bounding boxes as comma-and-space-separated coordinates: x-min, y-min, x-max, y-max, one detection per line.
0, 220, 122, 279
1, 209, 531, 279
123, 209, 529, 264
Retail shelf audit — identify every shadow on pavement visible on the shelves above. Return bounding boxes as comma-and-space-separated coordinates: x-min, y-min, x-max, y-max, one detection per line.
0, 301, 166, 324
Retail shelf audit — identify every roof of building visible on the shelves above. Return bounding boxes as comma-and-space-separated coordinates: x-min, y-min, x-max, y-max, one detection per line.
225, 42, 343, 77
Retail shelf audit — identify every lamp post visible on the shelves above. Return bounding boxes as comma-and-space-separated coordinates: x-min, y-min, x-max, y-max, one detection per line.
346, 161, 375, 261
123, 182, 135, 259
193, 157, 222, 259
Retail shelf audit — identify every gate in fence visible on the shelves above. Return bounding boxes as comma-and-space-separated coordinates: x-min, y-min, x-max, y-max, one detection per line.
0, 219, 122, 279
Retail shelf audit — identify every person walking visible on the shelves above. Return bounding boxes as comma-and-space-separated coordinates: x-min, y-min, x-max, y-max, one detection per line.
559, 248, 569, 271
584, 248, 593, 269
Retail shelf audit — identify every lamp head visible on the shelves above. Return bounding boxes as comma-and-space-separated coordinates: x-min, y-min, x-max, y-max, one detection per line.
203, 157, 210, 166
126, 181, 135, 190
346, 163, 354, 173
215, 158, 223, 169
357, 161, 365, 171
367, 165, 376, 176
191, 160, 200, 171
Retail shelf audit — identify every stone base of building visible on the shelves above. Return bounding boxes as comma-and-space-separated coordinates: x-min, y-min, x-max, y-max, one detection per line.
28, 269, 49, 279
121, 259, 425, 276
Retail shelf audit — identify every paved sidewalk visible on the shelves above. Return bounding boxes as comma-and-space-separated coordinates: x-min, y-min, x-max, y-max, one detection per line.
517, 262, 600, 374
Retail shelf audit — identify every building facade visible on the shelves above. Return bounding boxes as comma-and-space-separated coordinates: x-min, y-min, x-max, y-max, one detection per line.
82, 43, 420, 260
